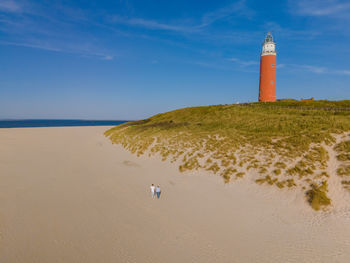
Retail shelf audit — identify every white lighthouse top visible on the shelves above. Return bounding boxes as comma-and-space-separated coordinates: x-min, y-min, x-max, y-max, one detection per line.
261, 32, 276, 56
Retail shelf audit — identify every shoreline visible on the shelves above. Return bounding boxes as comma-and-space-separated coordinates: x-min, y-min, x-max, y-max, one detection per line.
0, 125, 116, 129
0, 120, 128, 129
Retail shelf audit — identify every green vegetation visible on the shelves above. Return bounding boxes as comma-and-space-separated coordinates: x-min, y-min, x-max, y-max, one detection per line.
337, 165, 350, 176
306, 181, 331, 211
105, 100, 350, 210
273, 169, 281, 175
342, 180, 350, 191
275, 162, 287, 169
251, 99, 350, 109
335, 140, 350, 164
236, 172, 245, 178
334, 138, 350, 191
256, 175, 277, 185
256, 176, 296, 188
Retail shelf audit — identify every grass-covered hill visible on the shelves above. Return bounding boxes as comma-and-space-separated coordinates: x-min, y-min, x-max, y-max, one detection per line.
105, 100, 350, 210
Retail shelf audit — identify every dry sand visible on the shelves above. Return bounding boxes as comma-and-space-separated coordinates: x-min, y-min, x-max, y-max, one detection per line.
0, 126, 350, 263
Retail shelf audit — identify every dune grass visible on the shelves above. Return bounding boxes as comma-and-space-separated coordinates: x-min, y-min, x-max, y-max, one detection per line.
306, 181, 331, 211
105, 100, 350, 210
334, 138, 350, 191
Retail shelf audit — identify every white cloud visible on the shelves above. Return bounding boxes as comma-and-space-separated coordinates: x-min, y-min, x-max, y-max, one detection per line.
109, 15, 191, 32
0, 1, 116, 61
263, 21, 320, 40
103, 55, 114, 60
191, 60, 237, 71
228, 57, 258, 67
0, 40, 61, 52
108, 1, 254, 33
0, 40, 114, 60
200, 0, 254, 27
0, 0, 21, 12
291, 0, 350, 16
334, 70, 350, 75
301, 65, 328, 74
282, 63, 350, 76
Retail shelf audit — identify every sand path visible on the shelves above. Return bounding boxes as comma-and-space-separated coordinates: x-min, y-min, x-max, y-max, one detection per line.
0, 126, 350, 263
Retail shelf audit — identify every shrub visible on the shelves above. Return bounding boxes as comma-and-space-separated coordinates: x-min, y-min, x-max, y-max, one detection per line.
337, 153, 350, 161
206, 163, 220, 174
334, 140, 350, 153
337, 165, 350, 176
221, 159, 231, 167
179, 157, 200, 172
259, 167, 268, 174
255, 175, 277, 185
275, 181, 285, 188
275, 162, 287, 169
221, 168, 237, 183
306, 181, 331, 211
223, 173, 231, 183
236, 172, 245, 178
273, 169, 281, 175
286, 179, 296, 188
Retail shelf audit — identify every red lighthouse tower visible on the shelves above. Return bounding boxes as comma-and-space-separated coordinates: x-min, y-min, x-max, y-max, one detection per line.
259, 32, 276, 102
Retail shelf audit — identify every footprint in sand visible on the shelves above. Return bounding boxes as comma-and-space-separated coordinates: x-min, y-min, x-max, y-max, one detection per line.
122, 160, 141, 168
169, 180, 176, 186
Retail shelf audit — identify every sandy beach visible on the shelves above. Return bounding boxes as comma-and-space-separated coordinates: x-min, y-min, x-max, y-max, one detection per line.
1, 126, 350, 263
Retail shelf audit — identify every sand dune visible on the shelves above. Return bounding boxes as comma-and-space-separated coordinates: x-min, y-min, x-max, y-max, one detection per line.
0, 126, 350, 263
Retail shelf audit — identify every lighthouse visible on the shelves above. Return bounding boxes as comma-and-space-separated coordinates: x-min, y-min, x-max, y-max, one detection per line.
259, 32, 276, 102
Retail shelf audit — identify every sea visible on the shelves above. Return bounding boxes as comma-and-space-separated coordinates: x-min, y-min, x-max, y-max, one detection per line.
0, 120, 129, 129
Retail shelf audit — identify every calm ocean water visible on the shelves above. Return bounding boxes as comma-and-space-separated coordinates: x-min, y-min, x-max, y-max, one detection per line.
0, 120, 129, 128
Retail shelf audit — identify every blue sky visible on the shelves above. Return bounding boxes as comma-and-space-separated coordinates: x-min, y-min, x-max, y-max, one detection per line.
0, 0, 349, 120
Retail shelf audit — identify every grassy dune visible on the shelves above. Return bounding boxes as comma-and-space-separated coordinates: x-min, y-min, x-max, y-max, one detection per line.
105, 100, 350, 210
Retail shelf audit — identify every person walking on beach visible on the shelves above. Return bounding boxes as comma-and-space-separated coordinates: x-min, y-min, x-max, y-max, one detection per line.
150, 184, 156, 198
156, 185, 161, 199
